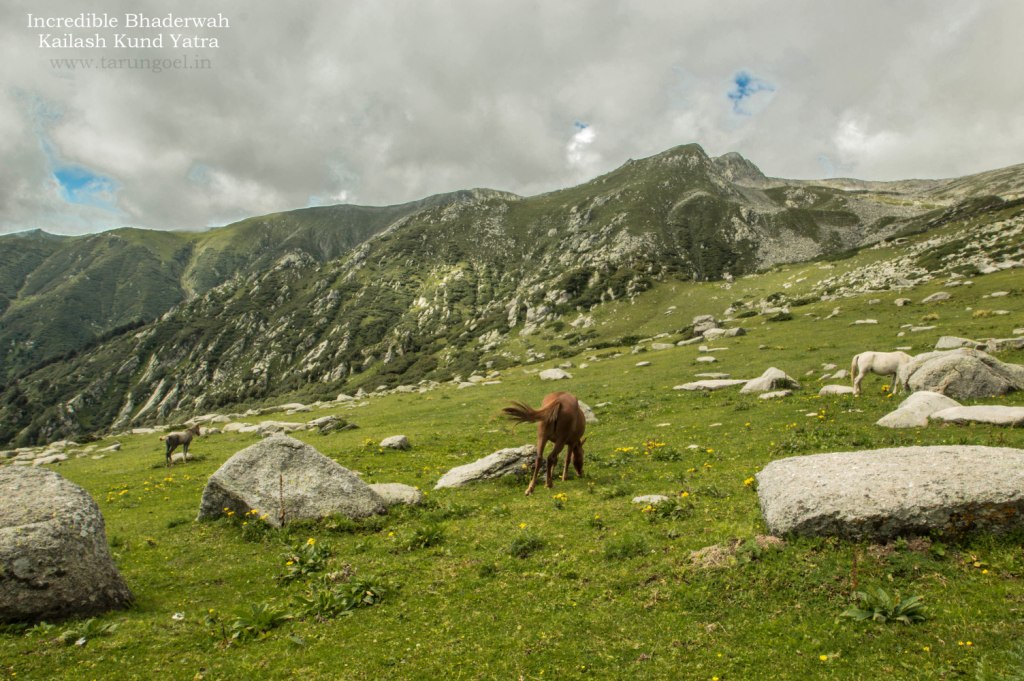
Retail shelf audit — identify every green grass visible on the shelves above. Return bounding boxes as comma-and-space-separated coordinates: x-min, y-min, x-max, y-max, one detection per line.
3, 265, 1024, 680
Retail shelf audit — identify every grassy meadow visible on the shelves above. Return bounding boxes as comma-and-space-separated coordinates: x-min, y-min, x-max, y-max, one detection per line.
2, 254, 1024, 680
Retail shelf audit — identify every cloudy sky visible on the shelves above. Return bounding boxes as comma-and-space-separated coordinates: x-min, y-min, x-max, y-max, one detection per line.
2, 0, 1022, 235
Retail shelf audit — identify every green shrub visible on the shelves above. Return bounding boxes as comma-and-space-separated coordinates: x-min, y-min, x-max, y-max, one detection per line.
840, 588, 926, 624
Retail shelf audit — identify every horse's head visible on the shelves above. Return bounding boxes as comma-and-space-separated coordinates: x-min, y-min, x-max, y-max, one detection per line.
571, 437, 586, 476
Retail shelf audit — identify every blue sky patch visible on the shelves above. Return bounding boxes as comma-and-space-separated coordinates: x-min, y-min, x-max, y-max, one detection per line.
727, 71, 776, 115
53, 164, 119, 208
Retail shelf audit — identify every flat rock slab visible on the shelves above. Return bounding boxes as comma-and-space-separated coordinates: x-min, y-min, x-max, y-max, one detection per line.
876, 391, 961, 428
539, 368, 572, 380
757, 446, 1024, 540
930, 406, 1024, 427
819, 385, 855, 396
369, 483, 424, 507
0, 468, 132, 622
632, 495, 670, 505
435, 445, 536, 489
197, 435, 385, 527
674, 379, 747, 391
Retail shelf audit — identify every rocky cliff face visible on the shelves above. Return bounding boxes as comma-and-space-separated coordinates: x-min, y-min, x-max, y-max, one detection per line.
2, 144, 1022, 445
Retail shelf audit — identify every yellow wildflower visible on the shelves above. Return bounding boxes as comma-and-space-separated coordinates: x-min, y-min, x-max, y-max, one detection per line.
306, 537, 316, 546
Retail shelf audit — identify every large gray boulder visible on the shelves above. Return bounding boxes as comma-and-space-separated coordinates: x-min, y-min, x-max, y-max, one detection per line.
434, 445, 536, 489
0, 468, 132, 622
741, 368, 800, 394
897, 349, 1024, 399
539, 368, 572, 381
197, 435, 385, 527
930, 406, 1024, 427
757, 446, 1024, 540
876, 390, 961, 428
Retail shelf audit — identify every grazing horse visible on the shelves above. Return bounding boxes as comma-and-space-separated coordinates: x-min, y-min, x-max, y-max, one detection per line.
851, 351, 913, 396
502, 392, 586, 496
160, 424, 202, 466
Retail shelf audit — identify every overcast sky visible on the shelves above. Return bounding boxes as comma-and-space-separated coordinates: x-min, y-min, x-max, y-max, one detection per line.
2, 0, 1022, 235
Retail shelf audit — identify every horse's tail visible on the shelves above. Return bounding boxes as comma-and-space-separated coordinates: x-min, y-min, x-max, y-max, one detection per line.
502, 400, 562, 428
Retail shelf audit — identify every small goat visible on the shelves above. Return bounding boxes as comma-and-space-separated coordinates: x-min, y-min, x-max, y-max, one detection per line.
502, 392, 587, 496
160, 424, 202, 467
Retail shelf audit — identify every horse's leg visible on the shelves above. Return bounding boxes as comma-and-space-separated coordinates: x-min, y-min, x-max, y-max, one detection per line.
561, 444, 573, 481
166, 442, 174, 467
852, 366, 863, 396
525, 435, 546, 496
545, 442, 565, 489
182, 441, 189, 463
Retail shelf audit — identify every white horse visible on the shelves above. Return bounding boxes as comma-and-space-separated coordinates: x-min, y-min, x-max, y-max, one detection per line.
851, 351, 913, 396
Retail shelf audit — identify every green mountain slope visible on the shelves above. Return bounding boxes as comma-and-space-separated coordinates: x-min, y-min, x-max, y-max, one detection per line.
2, 143, 1022, 446
0, 193, 489, 381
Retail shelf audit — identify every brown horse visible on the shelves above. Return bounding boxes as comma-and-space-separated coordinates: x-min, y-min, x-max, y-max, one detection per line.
160, 423, 202, 467
502, 392, 586, 496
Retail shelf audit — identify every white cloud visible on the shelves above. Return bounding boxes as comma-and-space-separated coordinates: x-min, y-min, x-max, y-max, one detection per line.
1, 0, 1022, 233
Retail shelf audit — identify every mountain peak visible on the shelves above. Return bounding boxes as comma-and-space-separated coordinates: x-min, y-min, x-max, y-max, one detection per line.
712, 151, 769, 186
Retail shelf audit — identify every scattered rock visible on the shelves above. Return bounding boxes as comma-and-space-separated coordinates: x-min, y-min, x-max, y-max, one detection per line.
934, 336, 983, 350
703, 327, 746, 340
740, 368, 800, 394
197, 435, 386, 527
539, 368, 572, 381
757, 445, 1024, 540
369, 483, 424, 507
635, 361, 652, 367
674, 379, 747, 391
676, 337, 705, 346
434, 445, 536, 489
578, 401, 599, 424
852, 319, 879, 325
0, 467, 132, 622
692, 315, 720, 335
922, 292, 951, 303
695, 356, 718, 364
895, 298, 912, 306
380, 435, 411, 450
632, 495, 670, 505
985, 337, 1024, 353
759, 390, 792, 400
650, 343, 674, 351
819, 385, 855, 396
32, 454, 68, 466
689, 536, 785, 569
99, 443, 121, 453
930, 406, 1024, 427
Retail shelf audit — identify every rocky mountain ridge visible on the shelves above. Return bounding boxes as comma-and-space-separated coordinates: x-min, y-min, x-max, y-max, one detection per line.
2, 143, 1022, 446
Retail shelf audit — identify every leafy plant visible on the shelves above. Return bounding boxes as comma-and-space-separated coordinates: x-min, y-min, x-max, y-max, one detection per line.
840, 588, 926, 624
405, 523, 445, 551
281, 538, 331, 582
56, 618, 119, 646
508, 533, 545, 559
227, 602, 293, 641
604, 536, 649, 561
